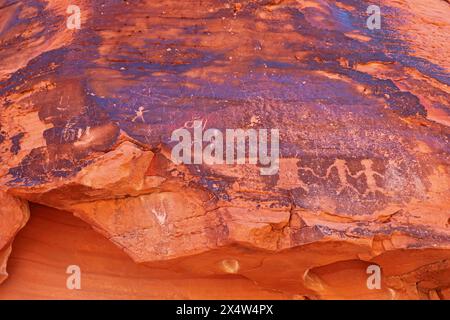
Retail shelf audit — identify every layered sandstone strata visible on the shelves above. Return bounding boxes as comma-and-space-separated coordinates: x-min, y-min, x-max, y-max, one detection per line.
0, 0, 449, 299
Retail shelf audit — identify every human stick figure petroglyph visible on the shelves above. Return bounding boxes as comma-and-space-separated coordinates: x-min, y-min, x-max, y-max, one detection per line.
351, 159, 385, 196
298, 158, 385, 196
325, 159, 360, 195
132, 106, 149, 123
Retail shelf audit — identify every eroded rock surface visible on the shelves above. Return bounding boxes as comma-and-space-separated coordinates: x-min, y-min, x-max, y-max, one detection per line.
0, 0, 449, 299
0, 192, 29, 284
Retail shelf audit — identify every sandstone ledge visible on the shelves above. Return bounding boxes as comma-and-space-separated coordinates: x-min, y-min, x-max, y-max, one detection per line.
0, 0, 449, 299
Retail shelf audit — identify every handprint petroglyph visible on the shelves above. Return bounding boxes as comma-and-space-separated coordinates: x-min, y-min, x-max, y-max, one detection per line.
151, 198, 167, 226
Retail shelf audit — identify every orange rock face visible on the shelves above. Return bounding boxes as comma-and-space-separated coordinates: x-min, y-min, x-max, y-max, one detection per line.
0, 204, 448, 300
0, 0, 449, 299
0, 192, 29, 284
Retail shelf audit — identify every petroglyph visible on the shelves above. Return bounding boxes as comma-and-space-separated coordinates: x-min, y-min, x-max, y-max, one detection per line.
151, 199, 167, 226
299, 162, 323, 179
184, 117, 208, 130
297, 158, 386, 197
61, 119, 79, 143
325, 159, 360, 195
352, 159, 386, 196
74, 127, 93, 147
279, 159, 310, 192
132, 107, 149, 123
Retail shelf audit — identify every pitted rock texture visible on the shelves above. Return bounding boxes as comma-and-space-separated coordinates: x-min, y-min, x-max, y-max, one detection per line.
0, 0, 449, 299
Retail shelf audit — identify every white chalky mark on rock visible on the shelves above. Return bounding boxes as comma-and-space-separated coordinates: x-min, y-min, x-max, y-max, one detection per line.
73, 127, 93, 147
152, 200, 167, 225
303, 269, 325, 292
388, 288, 397, 300
221, 259, 240, 274
61, 119, 78, 142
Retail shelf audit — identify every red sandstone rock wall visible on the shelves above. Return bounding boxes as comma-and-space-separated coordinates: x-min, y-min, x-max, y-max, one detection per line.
0, 0, 449, 299
0, 193, 29, 284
